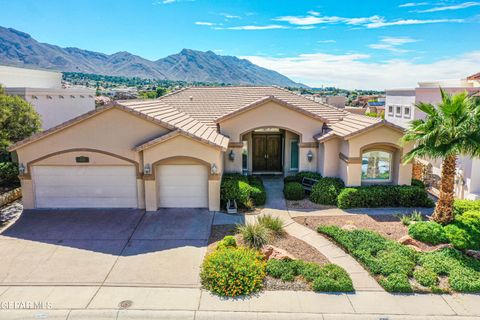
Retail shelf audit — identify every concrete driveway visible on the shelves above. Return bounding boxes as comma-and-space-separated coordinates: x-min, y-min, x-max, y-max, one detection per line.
0, 208, 213, 287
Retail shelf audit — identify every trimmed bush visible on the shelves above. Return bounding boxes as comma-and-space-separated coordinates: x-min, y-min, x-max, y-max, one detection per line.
310, 177, 345, 205
379, 273, 413, 293
257, 214, 284, 235
444, 210, 480, 250
411, 179, 426, 189
200, 247, 266, 297
408, 221, 448, 245
297, 171, 322, 181
413, 267, 438, 287
220, 174, 266, 208
0, 162, 19, 188
283, 182, 305, 200
250, 185, 267, 206
284, 175, 302, 184
237, 223, 270, 249
337, 185, 434, 209
216, 236, 237, 250
265, 259, 353, 292
453, 199, 480, 215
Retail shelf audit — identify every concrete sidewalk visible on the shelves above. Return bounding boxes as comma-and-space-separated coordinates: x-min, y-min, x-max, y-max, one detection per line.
0, 286, 479, 319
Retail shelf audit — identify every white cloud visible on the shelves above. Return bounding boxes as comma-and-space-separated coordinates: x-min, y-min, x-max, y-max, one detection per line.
318, 40, 336, 43
416, 1, 480, 12
241, 51, 480, 90
399, 2, 430, 7
220, 13, 241, 19
296, 26, 316, 29
152, 0, 194, 4
195, 21, 215, 26
369, 36, 418, 52
307, 10, 321, 16
273, 13, 463, 29
216, 25, 288, 30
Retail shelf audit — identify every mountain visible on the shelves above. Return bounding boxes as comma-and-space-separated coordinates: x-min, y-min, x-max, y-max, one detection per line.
0, 26, 303, 87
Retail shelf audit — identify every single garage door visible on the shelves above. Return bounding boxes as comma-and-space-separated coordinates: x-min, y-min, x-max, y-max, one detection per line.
32, 166, 138, 208
157, 164, 208, 208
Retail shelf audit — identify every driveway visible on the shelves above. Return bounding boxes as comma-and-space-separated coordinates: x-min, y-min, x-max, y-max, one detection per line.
0, 208, 213, 287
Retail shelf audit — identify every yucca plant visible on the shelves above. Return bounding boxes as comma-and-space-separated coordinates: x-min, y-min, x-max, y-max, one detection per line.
402, 89, 480, 224
237, 223, 270, 249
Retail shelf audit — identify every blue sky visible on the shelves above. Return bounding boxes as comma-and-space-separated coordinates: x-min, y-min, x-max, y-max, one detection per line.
0, 0, 479, 89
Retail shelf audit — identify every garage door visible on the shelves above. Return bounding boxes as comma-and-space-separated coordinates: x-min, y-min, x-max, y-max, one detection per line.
32, 166, 137, 208
157, 164, 208, 208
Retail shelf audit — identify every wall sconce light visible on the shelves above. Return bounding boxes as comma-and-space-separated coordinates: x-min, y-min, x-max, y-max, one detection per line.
19, 163, 26, 175
144, 163, 152, 175
211, 163, 218, 175
228, 149, 235, 162
307, 150, 314, 163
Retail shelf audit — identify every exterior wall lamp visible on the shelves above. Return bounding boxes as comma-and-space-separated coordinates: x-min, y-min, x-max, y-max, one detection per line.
228, 149, 235, 162
144, 163, 152, 175
307, 150, 314, 163
211, 163, 218, 175
18, 163, 26, 175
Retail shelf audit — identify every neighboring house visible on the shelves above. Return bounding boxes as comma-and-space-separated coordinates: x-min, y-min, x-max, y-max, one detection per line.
385, 75, 480, 200
9, 86, 412, 211
0, 65, 95, 129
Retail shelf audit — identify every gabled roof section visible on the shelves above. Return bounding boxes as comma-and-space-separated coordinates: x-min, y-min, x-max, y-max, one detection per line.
9, 101, 229, 151
467, 72, 480, 80
214, 95, 330, 123
154, 86, 346, 127
134, 129, 227, 151
316, 114, 405, 143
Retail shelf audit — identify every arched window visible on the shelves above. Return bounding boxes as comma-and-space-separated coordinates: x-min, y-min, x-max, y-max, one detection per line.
361, 150, 392, 182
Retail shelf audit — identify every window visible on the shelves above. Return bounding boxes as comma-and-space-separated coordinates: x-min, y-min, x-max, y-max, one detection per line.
404, 105, 411, 119
290, 140, 299, 171
242, 141, 248, 171
388, 105, 394, 115
395, 105, 402, 117
361, 151, 392, 182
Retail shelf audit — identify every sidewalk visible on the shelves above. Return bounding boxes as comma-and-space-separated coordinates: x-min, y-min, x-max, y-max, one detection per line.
0, 286, 479, 319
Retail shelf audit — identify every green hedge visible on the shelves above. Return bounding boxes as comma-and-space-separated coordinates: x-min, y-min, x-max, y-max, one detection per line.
220, 174, 266, 208
408, 221, 448, 245
310, 177, 345, 205
283, 182, 305, 200
337, 185, 435, 209
0, 162, 19, 188
283, 171, 322, 184
454, 199, 480, 215
411, 179, 426, 189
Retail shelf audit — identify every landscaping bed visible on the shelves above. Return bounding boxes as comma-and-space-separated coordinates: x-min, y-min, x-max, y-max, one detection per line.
203, 216, 352, 296
220, 174, 266, 212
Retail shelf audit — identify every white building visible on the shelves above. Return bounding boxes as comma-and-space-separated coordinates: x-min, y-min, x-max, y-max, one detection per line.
0, 66, 95, 129
385, 74, 480, 200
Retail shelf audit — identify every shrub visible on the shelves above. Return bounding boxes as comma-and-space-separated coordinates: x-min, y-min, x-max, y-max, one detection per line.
309, 177, 345, 205
220, 174, 266, 208
250, 185, 267, 206
408, 221, 448, 245
449, 267, 480, 292
200, 247, 266, 297
311, 264, 354, 292
413, 267, 438, 287
379, 273, 413, 293
453, 199, 480, 215
257, 214, 284, 235
297, 171, 322, 181
397, 211, 424, 226
237, 223, 270, 249
284, 175, 302, 184
443, 211, 480, 250
411, 179, 426, 189
221, 178, 251, 207
266, 259, 353, 292
0, 162, 19, 188
337, 185, 434, 209
216, 236, 237, 250
283, 182, 305, 200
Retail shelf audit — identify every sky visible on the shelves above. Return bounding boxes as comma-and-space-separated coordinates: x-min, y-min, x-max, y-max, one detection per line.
0, 0, 479, 89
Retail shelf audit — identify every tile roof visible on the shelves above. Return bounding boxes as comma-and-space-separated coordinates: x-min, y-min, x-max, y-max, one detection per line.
152, 86, 346, 127
316, 113, 404, 142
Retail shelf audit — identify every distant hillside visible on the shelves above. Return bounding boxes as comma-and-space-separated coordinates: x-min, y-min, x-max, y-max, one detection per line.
0, 26, 303, 87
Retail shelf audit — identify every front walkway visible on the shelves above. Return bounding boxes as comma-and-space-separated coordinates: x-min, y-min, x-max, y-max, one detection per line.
249, 177, 383, 291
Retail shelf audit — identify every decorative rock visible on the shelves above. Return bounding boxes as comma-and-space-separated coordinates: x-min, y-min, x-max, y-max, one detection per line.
0, 188, 21, 207
398, 235, 421, 247
466, 250, 480, 260
407, 244, 423, 252
262, 245, 296, 260
341, 224, 357, 231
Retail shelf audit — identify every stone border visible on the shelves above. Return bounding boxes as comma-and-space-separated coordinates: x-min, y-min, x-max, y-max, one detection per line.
0, 188, 21, 207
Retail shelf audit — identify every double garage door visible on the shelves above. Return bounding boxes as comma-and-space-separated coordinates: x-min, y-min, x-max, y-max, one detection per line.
32, 164, 208, 209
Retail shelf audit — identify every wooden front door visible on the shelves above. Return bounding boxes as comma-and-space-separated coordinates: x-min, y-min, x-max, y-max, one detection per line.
252, 134, 282, 172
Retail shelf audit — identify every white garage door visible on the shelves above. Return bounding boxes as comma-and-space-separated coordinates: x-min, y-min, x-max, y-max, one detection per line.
157, 164, 208, 208
32, 166, 137, 208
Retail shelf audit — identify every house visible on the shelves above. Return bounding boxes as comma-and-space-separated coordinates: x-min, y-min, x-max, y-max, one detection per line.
0, 65, 95, 130
385, 74, 480, 200
9, 86, 412, 211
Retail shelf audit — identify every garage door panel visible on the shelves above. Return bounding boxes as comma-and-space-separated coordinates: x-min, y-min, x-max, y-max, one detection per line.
157, 164, 208, 208
32, 166, 137, 208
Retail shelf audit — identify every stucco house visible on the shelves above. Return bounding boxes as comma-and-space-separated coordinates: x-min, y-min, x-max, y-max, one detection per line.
9, 86, 412, 211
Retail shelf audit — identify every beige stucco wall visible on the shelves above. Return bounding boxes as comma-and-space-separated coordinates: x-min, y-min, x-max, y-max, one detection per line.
142, 135, 223, 211
320, 138, 341, 177
218, 101, 323, 143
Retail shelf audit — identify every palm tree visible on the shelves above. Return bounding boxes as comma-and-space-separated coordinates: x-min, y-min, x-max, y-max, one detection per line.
402, 89, 480, 224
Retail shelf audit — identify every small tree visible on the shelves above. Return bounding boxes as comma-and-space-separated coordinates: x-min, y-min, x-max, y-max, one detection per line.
402, 89, 480, 224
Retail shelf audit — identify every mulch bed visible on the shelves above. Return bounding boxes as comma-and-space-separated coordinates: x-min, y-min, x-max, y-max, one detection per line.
207, 224, 330, 291
293, 214, 440, 251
